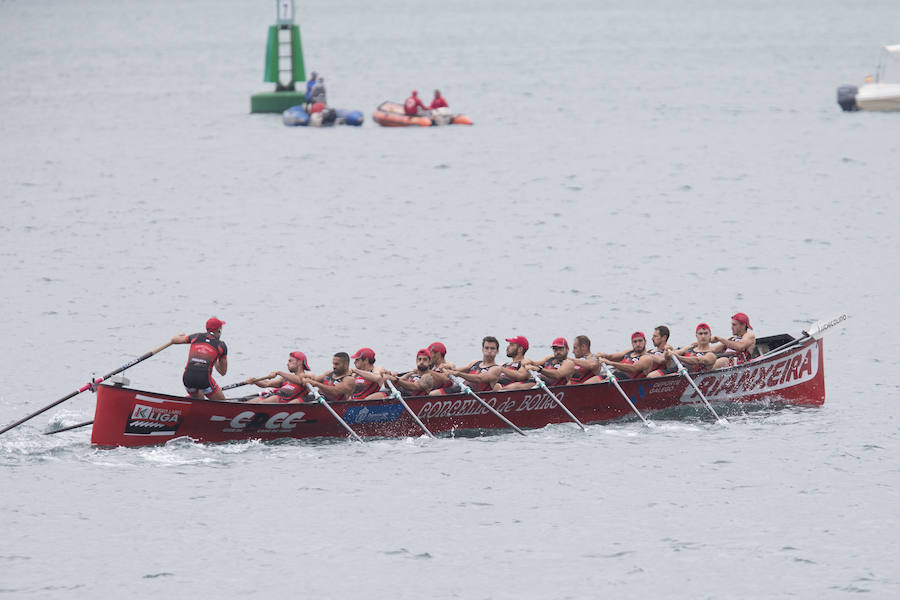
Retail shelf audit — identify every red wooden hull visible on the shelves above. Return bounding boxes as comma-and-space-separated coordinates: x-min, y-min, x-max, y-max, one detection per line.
91, 338, 825, 447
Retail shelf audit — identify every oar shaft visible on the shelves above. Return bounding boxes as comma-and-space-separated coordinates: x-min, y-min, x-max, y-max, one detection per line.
386, 380, 435, 438
45, 420, 94, 435
452, 376, 525, 436
670, 356, 723, 423
1, 340, 174, 436
306, 383, 362, 442
601, 366, 650, 426
529, 372, 586, 431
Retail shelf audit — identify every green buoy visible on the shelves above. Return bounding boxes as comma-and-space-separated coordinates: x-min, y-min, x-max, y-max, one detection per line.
250, 0, 307, 113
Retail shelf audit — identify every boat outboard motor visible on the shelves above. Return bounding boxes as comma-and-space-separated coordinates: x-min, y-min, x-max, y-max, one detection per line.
836, 85, 859, 111
321, 107, 337, 126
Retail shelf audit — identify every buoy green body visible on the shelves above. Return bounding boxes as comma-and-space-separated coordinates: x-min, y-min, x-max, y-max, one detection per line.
250, 2, 308, 113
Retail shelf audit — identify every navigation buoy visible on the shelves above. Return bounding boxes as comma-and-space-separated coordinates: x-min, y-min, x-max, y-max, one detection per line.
250, 0, 307, 113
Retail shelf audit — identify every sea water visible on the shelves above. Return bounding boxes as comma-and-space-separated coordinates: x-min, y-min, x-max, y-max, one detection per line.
1, 0, 899, 597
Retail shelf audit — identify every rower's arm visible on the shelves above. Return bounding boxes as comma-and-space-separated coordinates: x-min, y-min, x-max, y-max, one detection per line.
719, 332, 756, 352
601, 358, 643, 375
311, 376, 355, 400
352, 368, 384, 385
454, 365, 500, 386
571, 357, 599, 371
497, 365, 529, 382
215, 356, 228, 376
541, 359, 575, 381
598, 350, 628, 361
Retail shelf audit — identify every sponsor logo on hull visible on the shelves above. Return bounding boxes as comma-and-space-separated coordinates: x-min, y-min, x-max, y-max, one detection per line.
417, 391, 564, 420
679, 345, 819, 403
209, 410, 314, 433
343, 404, 404, 424
125, 403, 183, 436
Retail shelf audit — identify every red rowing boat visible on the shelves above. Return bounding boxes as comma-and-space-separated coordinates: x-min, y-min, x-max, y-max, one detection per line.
90, 334, 826, 447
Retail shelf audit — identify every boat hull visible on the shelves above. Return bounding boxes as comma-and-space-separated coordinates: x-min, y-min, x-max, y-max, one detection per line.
91, 338, 825, 447
372, 101, 472, 127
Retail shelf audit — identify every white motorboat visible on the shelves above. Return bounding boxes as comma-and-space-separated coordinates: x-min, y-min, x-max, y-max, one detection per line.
837, 44, 900, 111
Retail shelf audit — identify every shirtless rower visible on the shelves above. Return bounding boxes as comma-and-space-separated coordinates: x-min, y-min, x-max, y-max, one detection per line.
246, 350, 313, 404
569, 335, 600, 385
665, 323, 719, 373
348, 347, 387, 400
495, 335, 531, 389
450, 336, 502, 392
595, 331, 649, 381
427, 341, 460, 396
506, 337, 574, 389
386, 349, 435, 396
171, 317, 229, 400
306, 352, 356, 401
712, 312, 757, 369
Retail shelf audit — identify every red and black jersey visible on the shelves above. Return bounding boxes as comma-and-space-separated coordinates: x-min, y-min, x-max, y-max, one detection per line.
321, 372, 350, 401
466, 361, 495, 392
539, 358, 570, 386
183, 332, 227, 376
351, 375, 380, 400
569, 361, 595, 385
274, 380, 309, 403
497, 360, 521, 386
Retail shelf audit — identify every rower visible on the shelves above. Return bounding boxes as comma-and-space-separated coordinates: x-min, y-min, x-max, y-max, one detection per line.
568, 335, 600, 385
645, 326, 677, 378
246, 351, 313, 403
427, 341, 460, 396
306, 352, 355, 401
665, 323, 719, 373
171, 317, 228, 400
496, 335, 531, 389
596, 331, 649, 380
505, 337, 574, 389
386, 349, 435, 396
349, 347, 387, 400
713, 312, 757, 368
450, 336, 502, 392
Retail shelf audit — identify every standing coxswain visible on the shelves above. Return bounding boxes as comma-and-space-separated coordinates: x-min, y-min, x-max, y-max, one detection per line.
171, 317, 229, 400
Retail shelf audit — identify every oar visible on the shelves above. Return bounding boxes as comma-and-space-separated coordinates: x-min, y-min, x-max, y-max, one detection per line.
305, 383, 362, 442
0, 340, 174, 436
450, 375, 526, 436
600, 365, 651, 427
669, 355, 726, 424
528, 371, 586, 431
45, 420, 93, 435
385, 380, 435, 438
221, 376, 272, 391
764, 312, 850, 357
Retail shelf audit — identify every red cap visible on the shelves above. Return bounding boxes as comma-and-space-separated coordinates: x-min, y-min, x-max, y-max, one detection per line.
206, 317, 226, 332
505, 336, 529, 352
289, 351, 310, 370
351, 347, 376, 361
631, 331, 645, 340
551, 337, 568, 348
696, 322, 711, 332
732, 312, 752, 329
427, 342, 447, 356
416, 348, 430, 358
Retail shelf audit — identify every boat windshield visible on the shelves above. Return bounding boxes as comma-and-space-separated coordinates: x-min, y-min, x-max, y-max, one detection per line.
876, 45, 900, 82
